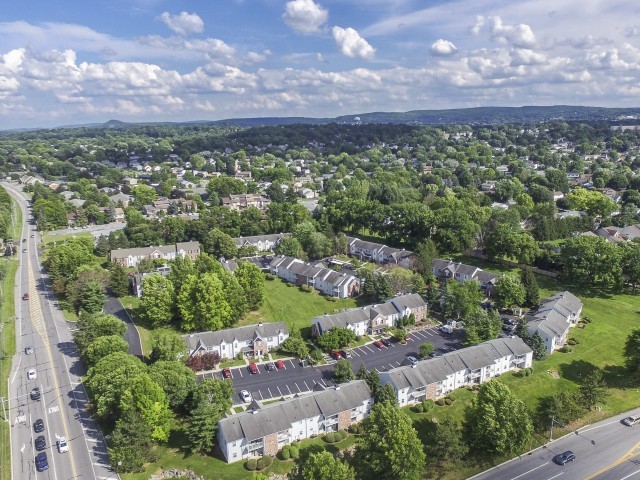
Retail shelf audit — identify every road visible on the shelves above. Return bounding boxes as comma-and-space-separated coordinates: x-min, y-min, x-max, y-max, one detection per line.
3, 182, 114, 480
472, 410, 640, 480
103, 295, 143, 358
201, 326, 464, 404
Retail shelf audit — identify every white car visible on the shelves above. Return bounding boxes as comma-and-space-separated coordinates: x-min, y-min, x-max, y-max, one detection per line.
240, 390, 253, 403
57, 436, 69, 453
27, 368, 37, 380
622, 415, 640, 426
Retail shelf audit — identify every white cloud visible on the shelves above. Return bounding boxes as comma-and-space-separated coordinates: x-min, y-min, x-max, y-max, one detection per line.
332, 26, 375, 60
282, 0, 328, 35
488, 16, 536, 48
470, 15, 485, 35
158, 11, 204, 37
430, 39, 457, 56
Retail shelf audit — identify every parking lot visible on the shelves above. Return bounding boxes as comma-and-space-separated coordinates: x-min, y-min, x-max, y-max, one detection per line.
199, 326, 464, 405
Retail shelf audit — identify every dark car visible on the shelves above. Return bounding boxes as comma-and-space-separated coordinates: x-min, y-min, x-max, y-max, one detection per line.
35, 452, 48, 472
222, 368, 232, 379
330, 351, 342, 360
265, 362, 276, 371
34, 435, 46, 451
30, 387, 41, 401
248, 362, 259, 374
553, 451, 576, 465
373, 340, 385, 349
380, 338, 392, 347
22, 293, 29, 301
33, 418, 44, 433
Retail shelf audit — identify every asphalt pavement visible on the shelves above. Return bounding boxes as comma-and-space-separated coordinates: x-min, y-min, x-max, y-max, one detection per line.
201, 327, 464, 405
47, 222, 126, 239
4, 182, 114, 480
103, 295, 143, 358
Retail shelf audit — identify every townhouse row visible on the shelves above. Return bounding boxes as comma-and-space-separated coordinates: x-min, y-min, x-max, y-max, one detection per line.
109, 241, 201, 268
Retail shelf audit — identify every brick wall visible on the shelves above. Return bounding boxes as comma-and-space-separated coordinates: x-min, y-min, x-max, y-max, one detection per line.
425, 382, 438, 400
263, 433, 278, 456
337, 410, 351, 430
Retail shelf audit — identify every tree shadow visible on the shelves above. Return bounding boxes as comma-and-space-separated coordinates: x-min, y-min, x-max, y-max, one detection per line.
602, 364, 635, 389
557, 360, 599, 383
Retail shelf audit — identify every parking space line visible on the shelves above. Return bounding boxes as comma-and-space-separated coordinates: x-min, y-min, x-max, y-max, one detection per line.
237, 368, 243, 377
303, 381, 310, 391
321, 379, 328, 387
294, 383, 301, 393
289, 360, 296, 369
267, 387, 273, 398
277, 386, 283, 397
258, 390, 263, 400
389, 363, 396, 369
286, 385, 292, 395
375, 368, 382, 373
363, 345, 374, 353
351, 350, 360, 357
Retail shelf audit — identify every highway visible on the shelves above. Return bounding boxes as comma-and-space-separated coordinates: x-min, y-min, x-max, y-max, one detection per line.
472, 410, 640, 480
3, 182, 114, 480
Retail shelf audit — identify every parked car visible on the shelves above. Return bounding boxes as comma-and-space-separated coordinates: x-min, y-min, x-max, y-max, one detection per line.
622, 415, 640, 426
22, 293, 29, 301
240, 390, 253, 403
57, 436, 69, 453
275, 360, 285, 369
34, 435, 46, 451
33, 418, 44, 433
330, 351, 342, 360
341, 350, 352, 359
35, 452, 48, 472
30, 387, 41, 401
406, 355, 419, 365
24, 346, 34, 355
439, 324, 453, 334
248, 362, 259, 374
222, 368, 232, 379
373, 340, 385, 349
380, 338, 392, 347
27, 368, 37, 380
265, 362, 276, 371
553, 451, 576, 465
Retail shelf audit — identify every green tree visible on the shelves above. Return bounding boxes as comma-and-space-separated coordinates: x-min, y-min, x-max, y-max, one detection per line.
444, 280, 482, 322
625, 329, 640, 384
177, 273, 233, 331
355, 401, 426, 480
109, 262, 130, 298
234, 262, 266, 310
78, 279, 106, 314
75, 313, 126, 354
186, 379, 234, 452
333, 359, 355, 383
148, 360, 197, 411
536, 390, 585, 428
205, 228, 238, 259
494, 274, 526, 311
529, 331, 548, 360
132, 185, 158, 207
428, 418, 469, 463
279, 335, 309, 359
464, 309, 502, 345
120, 373, 172, 442
579, 367, 609, 409
419, 342, 435, 358
567, 187, 617, 217
167, 255, 195, 294
150, 329, 187, 362
316, 327, 356, 351
413, 239, 438, 275
376, 383, 399, 405
274, 236, 304, 258
139, 274, 176, 327
622, 243, 640, 294
561, 236, 622, 288
84, 335, 129, 367
301, 451, 356, 480
465, 381, 533, 457
375, 275, 394, 302
520, 267, 540, 307
109, 409, 156, 473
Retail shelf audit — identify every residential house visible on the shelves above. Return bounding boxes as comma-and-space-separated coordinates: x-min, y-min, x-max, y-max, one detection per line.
269, 256, 360, 298
122, 177, 138, 186
109, 192, 132, 207
217, 381, 373, 463
234, 233, 291, 253
311, 293, 428, 337
110, 241, 200, 267
591, 224, 640, 243
345, 237, 416, 267
431, 259, 500, 295
380, 337, 533, 406
183, 322, 289, 360
130, 267, 171, 297
222, 194, 271, 212
526, 291, 583, 354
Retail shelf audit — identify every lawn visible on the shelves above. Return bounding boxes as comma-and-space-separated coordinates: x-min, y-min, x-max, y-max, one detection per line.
240, 278, 360, 337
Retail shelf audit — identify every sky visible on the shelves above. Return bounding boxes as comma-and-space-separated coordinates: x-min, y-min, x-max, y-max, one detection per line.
1, 0, 640, 129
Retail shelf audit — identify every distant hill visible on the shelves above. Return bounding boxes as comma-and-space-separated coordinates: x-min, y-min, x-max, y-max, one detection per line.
28, 105, 640, 132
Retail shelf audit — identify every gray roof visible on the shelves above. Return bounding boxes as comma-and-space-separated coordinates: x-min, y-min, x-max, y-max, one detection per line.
110, 241, 200, 260
218, 380, 372, 442
234, 233, 291, 248
391, 293, 427, 310
184, 322, 288, 352
383, 337, 532, 390
527, 291, 582, 339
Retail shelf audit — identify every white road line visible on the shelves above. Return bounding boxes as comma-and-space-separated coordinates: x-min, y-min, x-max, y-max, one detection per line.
277, 386, 283, 397
289, 360, 296, 368
351, 350, 360, 357
303, 381, 310, 391
509, 462, 549, 480
389, 364, 395, 369
267, 387, 273, 398
545, 473, 565, 480
286, 385, 292, 395
237, 368, 243, 377
375, 368, 382, 373
619, 468, 640, 480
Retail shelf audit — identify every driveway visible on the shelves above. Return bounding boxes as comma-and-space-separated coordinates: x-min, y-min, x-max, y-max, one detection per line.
103, 294, 144, 357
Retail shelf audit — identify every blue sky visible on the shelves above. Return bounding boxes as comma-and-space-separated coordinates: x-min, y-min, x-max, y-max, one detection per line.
1, 0, 640, 128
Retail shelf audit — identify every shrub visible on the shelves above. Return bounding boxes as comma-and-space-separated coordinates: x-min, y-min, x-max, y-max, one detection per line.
281, 446, 291, 460
513, 370, 525, 378
435, 398, 445, 406
559, 345, 573, 353
246, 459, 257, 471
236, 353, 243, 361
299, 284, 312, 292
309, 348, 324, 364
444, 397, 454, 405
338, 430, 349, 440
566, 338, 577, 345
422, 400, 435, 412
349, 423, 361, 434
265, 274, 275, 281
326, 296, 337, 302
290, 445, 299, 459
256, 458, 265, 470
414, 403, 425, 413
262, 456, 273, 467
326, 432, 338, 443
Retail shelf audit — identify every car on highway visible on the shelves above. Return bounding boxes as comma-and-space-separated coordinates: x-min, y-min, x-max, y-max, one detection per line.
222, 368, 232, 379
22, 293, 29, 301
622, 415, 640, 426
25, 346, 34, 355
330, 351, 342, 360
373, 340, 385, 349
34, 435, 46, 451
265, 362, 276, 371
553, 450, 576, 465
27, 368, 37, 380
57, 436, 69, 453
33, 418, 44, 433
380, 338, 392, 347
30, 387, 41, 401
248, 362, 259, 374
30, 234, 34, 238
276, 360, 285, 369
240, 390, 253, 403
22, 248, 27, 253
341, 350, 352, 359
35, 452, 48, 472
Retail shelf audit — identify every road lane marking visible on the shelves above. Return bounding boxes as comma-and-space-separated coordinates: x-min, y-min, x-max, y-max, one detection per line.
510, 462, 549, 480
303, 381, 310, 391
237, 368, 243, 377
545, 473, 564, 480
620, 468, 640, 480
583, 440, 640, 479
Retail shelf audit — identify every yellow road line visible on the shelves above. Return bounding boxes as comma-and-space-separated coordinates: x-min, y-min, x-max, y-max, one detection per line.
27, 255, 79, 480
583, 440, 640, 480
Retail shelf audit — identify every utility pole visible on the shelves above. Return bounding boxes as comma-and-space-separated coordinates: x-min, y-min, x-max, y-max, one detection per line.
549, 415, 596, 445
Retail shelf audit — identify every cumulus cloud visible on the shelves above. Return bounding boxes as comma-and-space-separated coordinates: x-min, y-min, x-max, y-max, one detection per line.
430, 39, 457, 56
332, 26, 375, 60
282, 0, 328, 35
489, 16, 536, 48
158, 11, 204, 36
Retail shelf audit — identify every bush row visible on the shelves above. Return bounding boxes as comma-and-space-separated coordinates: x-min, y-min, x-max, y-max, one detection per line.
324, 430, 349, 443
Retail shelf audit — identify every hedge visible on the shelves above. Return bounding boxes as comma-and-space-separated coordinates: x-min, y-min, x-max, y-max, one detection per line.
281, 446, 291, 460
246, 459, 257, 471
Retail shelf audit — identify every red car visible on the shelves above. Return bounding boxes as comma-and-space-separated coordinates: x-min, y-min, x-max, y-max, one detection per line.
222, 368, 232, 379
373, 340, 385, 349
248, 362, 259, 374
275, 360, 285, 369
330, 351, 342, 360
